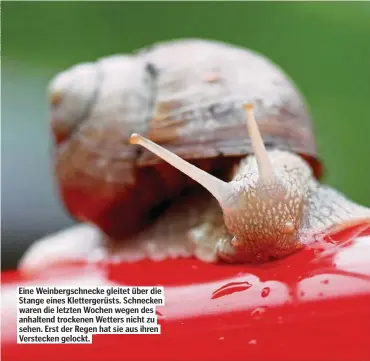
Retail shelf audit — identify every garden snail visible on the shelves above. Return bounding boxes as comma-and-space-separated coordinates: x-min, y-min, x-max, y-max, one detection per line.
19, 39, 370, 269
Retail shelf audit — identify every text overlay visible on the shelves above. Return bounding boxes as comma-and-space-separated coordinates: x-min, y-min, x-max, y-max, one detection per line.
17, 286, 165, 344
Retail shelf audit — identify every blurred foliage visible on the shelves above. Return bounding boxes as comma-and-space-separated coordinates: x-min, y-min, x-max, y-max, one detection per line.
2, 2, 370, 268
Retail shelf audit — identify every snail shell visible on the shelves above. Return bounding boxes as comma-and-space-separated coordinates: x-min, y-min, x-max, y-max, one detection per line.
138, 39, 321, 177
48, 39, 321, 240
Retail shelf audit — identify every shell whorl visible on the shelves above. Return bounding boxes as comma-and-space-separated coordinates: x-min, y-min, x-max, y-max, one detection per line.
48, 62, 101, 143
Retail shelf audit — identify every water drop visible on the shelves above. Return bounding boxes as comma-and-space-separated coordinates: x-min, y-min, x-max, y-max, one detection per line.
261, 287, 270, 298
251, 307, 266, 319
212, 281, 252, 299
248, 339, 257, 345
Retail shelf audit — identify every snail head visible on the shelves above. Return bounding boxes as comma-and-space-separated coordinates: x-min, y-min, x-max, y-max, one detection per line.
129, 103, 309, 261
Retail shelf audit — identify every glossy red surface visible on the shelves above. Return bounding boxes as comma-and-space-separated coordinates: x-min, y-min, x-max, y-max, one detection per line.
2, 223, 370, 361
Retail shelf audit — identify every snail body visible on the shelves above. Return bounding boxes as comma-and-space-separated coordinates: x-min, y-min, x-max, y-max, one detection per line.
20, 39, 370, 270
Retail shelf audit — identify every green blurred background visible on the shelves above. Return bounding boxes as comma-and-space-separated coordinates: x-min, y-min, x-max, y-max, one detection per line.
2, 2, 370, 270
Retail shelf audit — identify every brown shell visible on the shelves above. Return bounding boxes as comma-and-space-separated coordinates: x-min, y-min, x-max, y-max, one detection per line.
138, 39, 321, 177
51, 39, 322, 240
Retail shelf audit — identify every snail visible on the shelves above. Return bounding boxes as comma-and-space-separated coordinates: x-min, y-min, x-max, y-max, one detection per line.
19, 38, 370, 270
